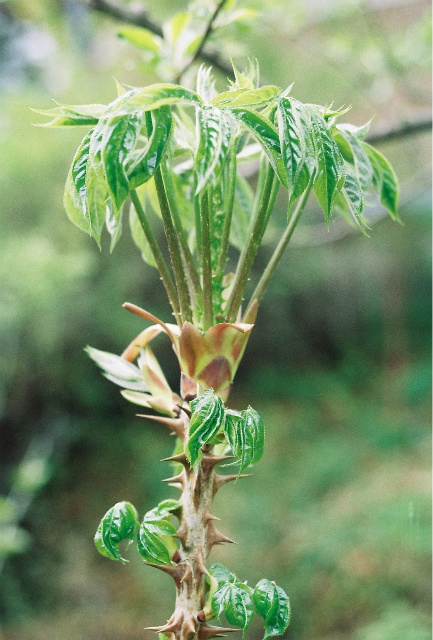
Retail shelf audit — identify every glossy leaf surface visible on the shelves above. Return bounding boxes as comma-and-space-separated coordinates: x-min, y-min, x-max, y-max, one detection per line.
308, 107, 345, 221
228, 108, 287, 187
362, 142, 399, 219
64, 130, 93, 235
94, 501, 139, 564
102, 113, 141, 210
224, 406, 265, 473
33, 103, 106, 127
212, 581, 254, 636
209, 563, 237, 585
253, 579, 291, 640
195, 105, 233, 193
137, 500, 179, 565
128, 107, 173, 190
212, 86, 280, 109
186, 389, 225, 466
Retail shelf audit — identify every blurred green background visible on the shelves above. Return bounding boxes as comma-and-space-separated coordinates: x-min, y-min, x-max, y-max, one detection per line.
0, 0, 431, 639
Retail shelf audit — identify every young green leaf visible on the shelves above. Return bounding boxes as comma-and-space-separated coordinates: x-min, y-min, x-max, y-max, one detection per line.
362, 142, 399, 220
228, 108, 287, 187
253, 579, 291, 640
137, 500, 179, 565
209, 563, 237, 585
118, 25, 162, 53
212, 582, 254, 636
195, 105, 233, 193
224, 406, 265, 474
101, 112, 141, 210
137, 519, 177, 565
120, 84, 203, 113
143, 499, 181, 521
341, 168, 368, 233
277, 97, 306, 204
94, 501, 139, 564
85, 124, 110, 245
128, 107, 173, 190
336, 128, 373, 192
64, 129, 93, 235
186, 389, 225, 466
33, 102, 106, 127
85, 345, 149, 392
307, 107, 345, 222
105, 200, 123, 251
212, 86, 280, 110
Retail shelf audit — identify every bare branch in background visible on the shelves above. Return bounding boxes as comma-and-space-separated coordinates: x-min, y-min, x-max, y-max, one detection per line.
175, 0, 229, 82
366, 113, 432, 144
81, 0, 233, 77
80, 0, 432, 143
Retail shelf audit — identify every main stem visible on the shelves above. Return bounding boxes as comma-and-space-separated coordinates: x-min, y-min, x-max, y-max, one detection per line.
151, 415, 239, 640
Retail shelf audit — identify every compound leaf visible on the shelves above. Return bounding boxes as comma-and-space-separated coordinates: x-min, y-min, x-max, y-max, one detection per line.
94, 501, 139, 564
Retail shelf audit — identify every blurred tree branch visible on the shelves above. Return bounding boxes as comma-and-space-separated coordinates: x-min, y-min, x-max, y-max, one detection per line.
81, 0, 233, 76
80, 0, 432, 143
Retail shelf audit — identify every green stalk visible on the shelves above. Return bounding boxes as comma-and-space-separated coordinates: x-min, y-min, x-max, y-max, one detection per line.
243, 174, 315, 320
161, 162, 202, 307
216, 145, 237, 278
154, 168, 192, 324
130, 189, 181, 325
200, 190, 214, 330
224, 165, 277, 323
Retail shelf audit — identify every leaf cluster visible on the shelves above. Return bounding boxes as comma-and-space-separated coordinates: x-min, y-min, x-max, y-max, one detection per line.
186, 388, 265, 471
94, 499, 180, 565
36, 61, 399, 327
209, 563, 291, 639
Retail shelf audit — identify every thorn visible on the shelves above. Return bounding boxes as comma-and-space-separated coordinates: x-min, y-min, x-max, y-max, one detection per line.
207, 522, 236, 551
184, 614, 197, 636
175, 522, 188, 544
138, 414, 185, 438
178, 403, 192, 418
162, 473, 185, 486
195, 550, 209, 577
201, 454, 235, 472
168, 483, 183, 491
213, 473, 251, 494
204, 511, 220, 523
157, 610, 184, 634
146, 562, 184, 585
181, 563, 192, 583
199, 624, 240, 639
161, 452, 189, 467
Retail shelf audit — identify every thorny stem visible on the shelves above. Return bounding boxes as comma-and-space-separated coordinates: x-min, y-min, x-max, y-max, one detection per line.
224, 165, 277, 323
243, 173, 315, 319
200, 191, 214, 330
130, 189, 181, 325
154, 167, 193, 324
149, 413, 242, 640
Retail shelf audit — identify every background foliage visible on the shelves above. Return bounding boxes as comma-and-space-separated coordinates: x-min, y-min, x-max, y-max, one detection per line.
0, 0, 431, 639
